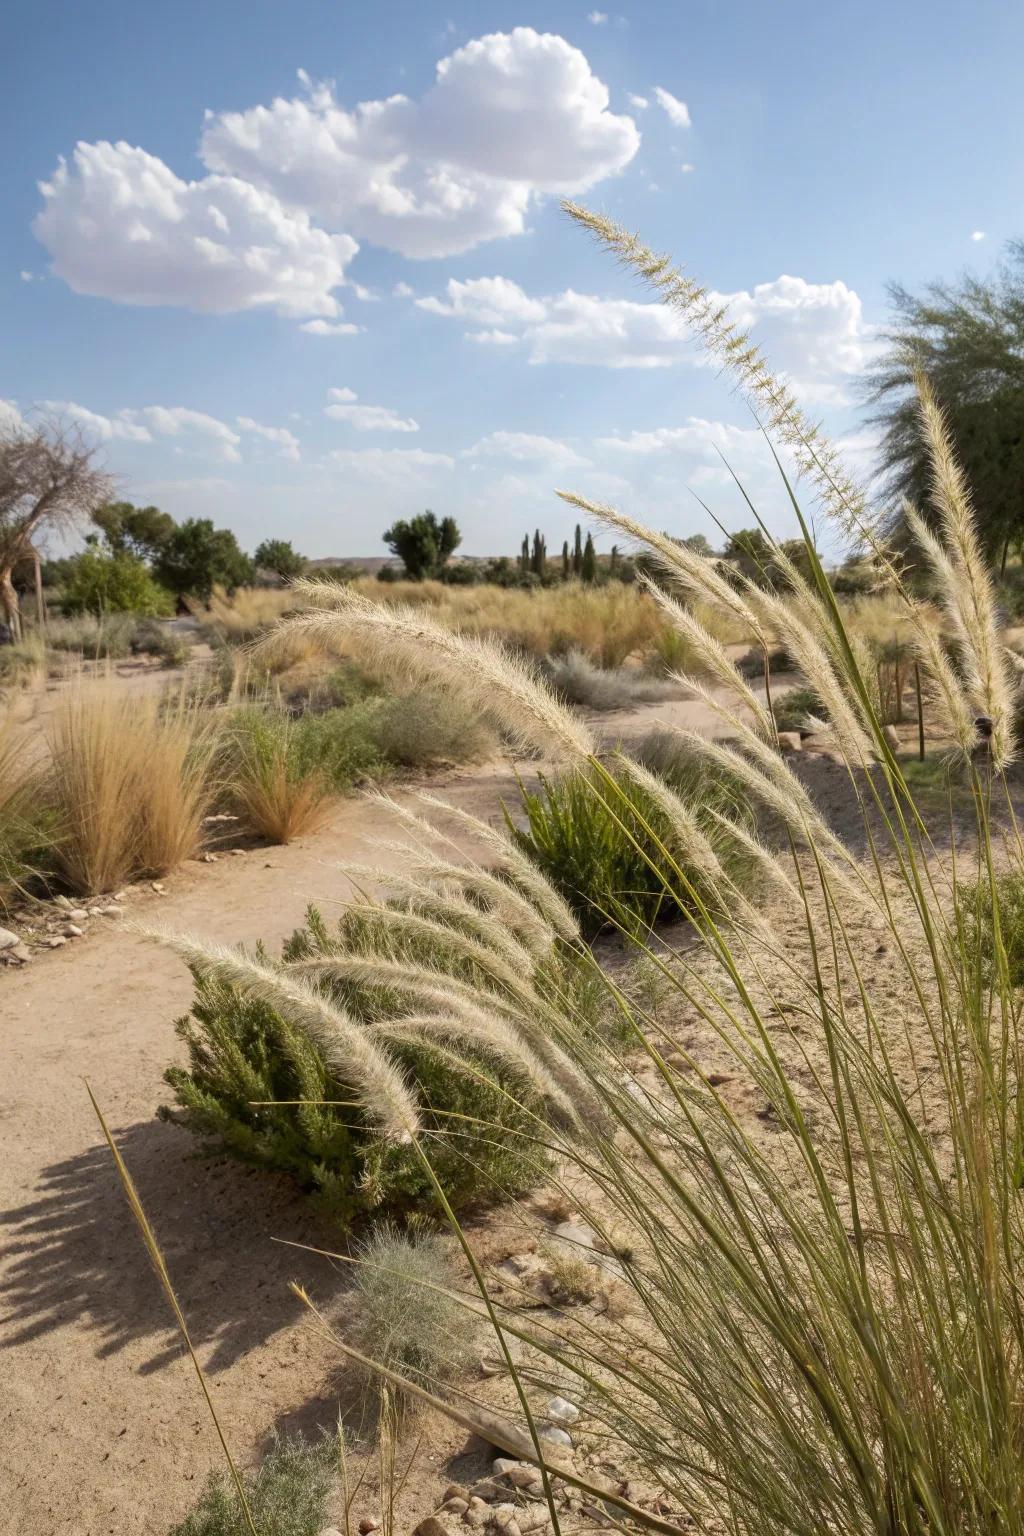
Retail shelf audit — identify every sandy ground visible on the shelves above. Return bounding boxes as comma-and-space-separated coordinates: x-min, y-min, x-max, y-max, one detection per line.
0, 682, 765, 1536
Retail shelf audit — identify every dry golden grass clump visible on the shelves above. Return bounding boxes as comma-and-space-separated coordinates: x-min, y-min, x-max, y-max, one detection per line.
47, 684, 213, 893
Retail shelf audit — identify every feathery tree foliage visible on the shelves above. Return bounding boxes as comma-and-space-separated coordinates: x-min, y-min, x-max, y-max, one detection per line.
867, 241, 1024, 567
253, 538, 306, 579
383, 510, 461, 580
91, 500, 175, 562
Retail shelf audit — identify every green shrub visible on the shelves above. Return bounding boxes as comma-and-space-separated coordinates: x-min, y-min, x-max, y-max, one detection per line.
370, 688, 494, 767
61, 548, 173, 619
772, 683, 824, 734
130, 618, 190, 667
0, 734, 55, 908
956, 865, 1024, 989
46, 612, 139, 659
162, 906, 551, 1224
546, 649, 676, 710
169, 1434, 333, 1536
218, 704, 387, 842
506, 732, 756, 939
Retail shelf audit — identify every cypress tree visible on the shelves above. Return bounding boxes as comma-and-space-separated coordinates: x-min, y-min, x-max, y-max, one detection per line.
581, 532, 597, 584
561, 540, 570, 580
572, 523, 583, 576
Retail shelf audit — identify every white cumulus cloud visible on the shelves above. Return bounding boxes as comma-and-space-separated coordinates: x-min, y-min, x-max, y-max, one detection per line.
324, 387, 419, 433
653, 86, 691, 128
199, 29, 639, 259
236, 416, 301, 461
463, 431, 589, 466
34, 141, 358, 318
416, 275, 547, 326
300, 319, 362, 336
323, 447, 453, 485
40, 400, 153, 442
126, 405, 243, 461
711, 274, 878, 404
628, 93, 649, 109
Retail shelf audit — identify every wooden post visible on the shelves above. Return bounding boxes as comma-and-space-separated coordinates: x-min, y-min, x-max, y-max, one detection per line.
914, 662, 925, 761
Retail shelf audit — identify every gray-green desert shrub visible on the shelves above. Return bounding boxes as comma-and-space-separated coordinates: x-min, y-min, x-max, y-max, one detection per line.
545, 649, 677, 711
507, 731, 756, 938
370, 687, 495, 767
169, 1434, 333, 1536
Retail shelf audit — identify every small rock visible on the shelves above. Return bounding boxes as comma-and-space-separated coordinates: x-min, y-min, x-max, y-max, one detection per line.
151, 881, 166, 894
0, 927, 20, 951
539, 1426, 572, 1449
319, 1528, 345, 1536
62, 923, 84, 938
493, 1460, 542, 1491
7, 943, 31, 964
414, 1518, 450, 1536
200, 852, 218, 863
358, 1519, 380, 1534
551, 1220, 595, 1251
227, 846, 246, 856
443, 1485, 467, 1503
517, 1509, 552, 1533
68, 909, 88, 922
546, 1396, 579, 1425
112, 890, 128, 901
99, 904, 125, 918
465, 1509, 489, 1532
490, 1504, 519, 1533
47, 936, 67, 949
442, 1497, 468, 1516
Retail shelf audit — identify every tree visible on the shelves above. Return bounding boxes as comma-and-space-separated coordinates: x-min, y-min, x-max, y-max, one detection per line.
254, 538, 307, 580
154, 519, 254, 602
723, 527, 775, 586
573, 524, 583, 577
0, 416, 112, 639
867, 243, 1024, 566
92, 500, 175, 562
581, 531, 597, 583
561, 540, 570, 580
530, 529, 546, 577
519, 534, 530, 575
62, 548, 172, 618
682, 533, 715, 558
382, 511, 461, 580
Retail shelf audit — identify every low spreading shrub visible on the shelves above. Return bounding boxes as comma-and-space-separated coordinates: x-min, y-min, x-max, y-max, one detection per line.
370, 688, 495, 767
130, 618, 190, 668
957, 864, 1024, 989
218, 703, 387, 842
507, 731, 756, 938
545, 649, 677, 711
162, 899, 558, 1224
46, 612, 138, 659
169, 1434, 334, 1536
61, 547, 173, 620
0, 727, 55, 907
0, 634, 48, 690
772, 683, 823, 734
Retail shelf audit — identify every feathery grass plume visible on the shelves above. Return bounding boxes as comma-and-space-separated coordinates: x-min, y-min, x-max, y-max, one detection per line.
562, 203, 871, 541
904, 505, 982, 758
751, 587, 877, 764
704, 806, 802, 903
904, 395, 1016, 768
142, 928, 420, 1140
410, 790, 581, 945
329, 859, 542, 974
639, 574, 774, 736
360, 839, 559, 958
557, 489, 767, 648
274, 580, 595, 759
288, 950, 598, 1117
371, 1012, 575, 1120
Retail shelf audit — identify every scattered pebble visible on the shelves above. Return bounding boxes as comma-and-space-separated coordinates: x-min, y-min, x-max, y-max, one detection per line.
0, 927, 20, 951
62, 923, 84, 938
99, 905, 125, 917
413, 1518, 450, 1536
46, 937, 67, 949
539, 1425, 572, 1449
546, 1396, 579, 1425
67, 909, 88, 922
151, 881, 166, 894
358, 1519, 380, 1534
200, 852, 218, 863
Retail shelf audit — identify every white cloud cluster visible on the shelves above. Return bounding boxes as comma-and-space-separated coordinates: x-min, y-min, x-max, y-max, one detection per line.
417, 269, 876, 391
237, 416, 301, 461
325, 387, 419, 433
34, 142, 358, 318
418, 275, 692, 366
462, 431, 589, 466
711, 274, 878, 404
34, 28, 640, 314
653, 86, 690, 128
300, 318, 362, 337
201, 31, 638, 260
15, 399, 301, 463
323, 447, 453, 486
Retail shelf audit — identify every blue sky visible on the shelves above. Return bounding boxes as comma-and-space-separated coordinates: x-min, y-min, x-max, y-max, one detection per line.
3, 0, 1022, 558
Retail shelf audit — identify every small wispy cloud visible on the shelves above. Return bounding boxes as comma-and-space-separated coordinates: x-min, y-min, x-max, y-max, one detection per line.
653, 86, 691, 128
587, 9, 608, 23
680, 163, 695, 174
628, 93, 649, 110
971, 230, 987, 242
301, 319, 363, 336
